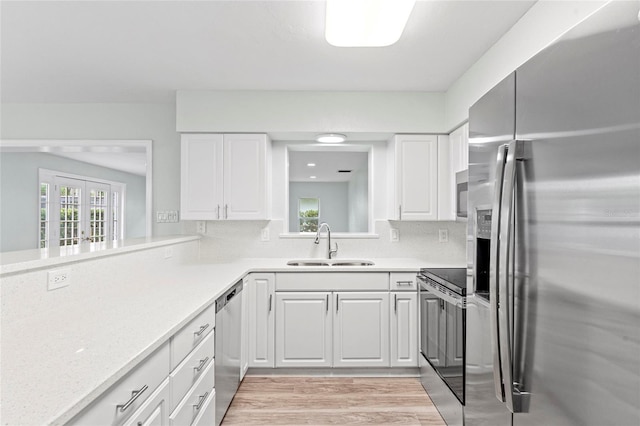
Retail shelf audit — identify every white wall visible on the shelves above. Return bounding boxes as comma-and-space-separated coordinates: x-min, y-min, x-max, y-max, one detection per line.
289, 182, 349, 232
348, 168, 368, 232
177, 90, 447, 133
0, 152, 146, 252
0, 103, 182, 237
444, 0, 608, 130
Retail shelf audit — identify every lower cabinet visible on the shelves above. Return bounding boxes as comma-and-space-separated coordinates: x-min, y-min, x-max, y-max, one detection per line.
390, 292, 418, 367
275, 292, 332, 367
247, 273, 276, 368
275, 291, 391, 368
123, 379, 171, 426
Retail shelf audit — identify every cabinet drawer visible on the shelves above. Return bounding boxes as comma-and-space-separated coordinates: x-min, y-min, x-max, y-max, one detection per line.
276, 272, 389, 291
169, 330, 215, 412
191, 390, 215, 426
69, 342, 170, 426
171, 303, 215, 370
390, 272, 418, 291
122, 378, 170, 426
169, 361, 215, 426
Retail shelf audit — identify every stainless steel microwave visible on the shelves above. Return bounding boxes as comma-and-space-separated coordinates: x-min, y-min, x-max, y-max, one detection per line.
455, 170, 468, 221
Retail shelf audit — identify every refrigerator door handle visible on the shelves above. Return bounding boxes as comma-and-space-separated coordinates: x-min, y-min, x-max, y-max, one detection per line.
498, 140, 530, 413
490, 143, 508, 402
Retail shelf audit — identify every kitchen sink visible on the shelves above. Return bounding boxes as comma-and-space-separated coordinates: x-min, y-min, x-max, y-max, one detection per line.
286, 261, 330, 266
286, 259, 375, 267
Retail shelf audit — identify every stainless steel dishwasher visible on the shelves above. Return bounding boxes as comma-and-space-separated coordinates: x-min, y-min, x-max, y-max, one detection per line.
215, 280, 243, 426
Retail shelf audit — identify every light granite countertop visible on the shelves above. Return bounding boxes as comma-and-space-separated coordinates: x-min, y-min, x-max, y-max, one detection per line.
1, 238, 462, 426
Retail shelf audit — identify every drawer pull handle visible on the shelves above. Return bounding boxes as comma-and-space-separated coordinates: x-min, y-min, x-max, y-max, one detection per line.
194, 357, 210, 372
193, 392, 209, 410
117, 384, 148, 412
397, 280, 414, 286
194, 323, 209, 337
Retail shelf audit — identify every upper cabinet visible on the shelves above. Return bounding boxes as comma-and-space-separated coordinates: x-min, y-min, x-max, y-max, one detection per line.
180, 133, 270, 220
389, 134, 439, 221
389, 128, 468, 222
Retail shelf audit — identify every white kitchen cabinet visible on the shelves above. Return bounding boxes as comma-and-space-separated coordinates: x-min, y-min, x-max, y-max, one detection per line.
390, 134, 439, 221
180, 133, 270, 220
333, 292, 390, 367
449, 123, 469, 175
68, 342, 171, 426
123, 378, 171, 426
439, 123, 469, 220
247, 273, 275, 368
275, 292, 333, 368
390, 292, 418, 367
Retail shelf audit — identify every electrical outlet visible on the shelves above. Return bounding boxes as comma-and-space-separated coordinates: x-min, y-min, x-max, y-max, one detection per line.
164, 247, 173, 259
261, 227, 270, 242
390, 228, 399, 242
48, 269, 70, 290
196, 221, 206, 234
438, 229, 449, 243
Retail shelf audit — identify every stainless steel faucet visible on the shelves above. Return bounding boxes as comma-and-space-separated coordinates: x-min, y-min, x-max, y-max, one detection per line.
314, 222, 338, 259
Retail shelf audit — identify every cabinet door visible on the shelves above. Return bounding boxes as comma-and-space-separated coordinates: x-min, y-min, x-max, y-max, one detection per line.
275, 292, 332, 367
421, 292, 444, 366
393, 134, 438, 221
333, 292, 389, 367
391, 292, 418, 367
223, 134, 269, 220
123, 379, 170, 426
180, 134, 224, 220
248, 273, 275, 368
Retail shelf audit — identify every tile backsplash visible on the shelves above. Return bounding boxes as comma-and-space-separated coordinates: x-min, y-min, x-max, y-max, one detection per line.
189, 220, 466, 264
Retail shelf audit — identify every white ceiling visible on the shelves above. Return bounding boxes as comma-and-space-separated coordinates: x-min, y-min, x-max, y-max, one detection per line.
1, 0, 536, 104
289, 150, 368, 182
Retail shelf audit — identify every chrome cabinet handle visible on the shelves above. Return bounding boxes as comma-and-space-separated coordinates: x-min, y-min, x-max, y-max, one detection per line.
194, 323, 209, 337
398, 205, 402, 220
224, 204, 228, 219
193, 392, 209, 410
194, 357, 209, 372
394, 294, 398, 314
117, 384, 148, 412
326, 294, 329, 313
216, 205, 220, 220
269, 294, 273, 312
396, 280, 413, 286
336, 294, 339, 313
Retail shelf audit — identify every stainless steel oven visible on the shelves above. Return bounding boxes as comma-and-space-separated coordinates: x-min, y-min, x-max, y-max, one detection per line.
418, 268, 466, 425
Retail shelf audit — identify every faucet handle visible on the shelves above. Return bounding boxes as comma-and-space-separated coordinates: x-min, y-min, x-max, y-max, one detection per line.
330, 242, 339, 259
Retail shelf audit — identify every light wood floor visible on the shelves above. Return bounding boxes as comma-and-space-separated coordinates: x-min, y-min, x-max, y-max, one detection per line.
221, 376, 446, 425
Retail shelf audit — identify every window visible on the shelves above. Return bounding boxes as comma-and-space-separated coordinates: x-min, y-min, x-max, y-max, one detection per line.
39, 170, 125, 248
298, 197, 320, 233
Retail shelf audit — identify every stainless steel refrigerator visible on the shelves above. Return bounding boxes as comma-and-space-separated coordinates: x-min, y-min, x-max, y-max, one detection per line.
465, 2, 640, 425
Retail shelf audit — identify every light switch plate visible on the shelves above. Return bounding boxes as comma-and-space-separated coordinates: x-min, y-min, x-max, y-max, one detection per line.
261, 227, 270, 241
196, 221, 206, 234
438, 229, 449, 243
390, 228, 399, 242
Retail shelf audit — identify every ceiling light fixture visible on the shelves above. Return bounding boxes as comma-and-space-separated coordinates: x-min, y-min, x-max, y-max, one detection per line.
325, 0, 416, 47
307, 163, 317, 167
310, 176, 317, 179
316, 133, 347, 143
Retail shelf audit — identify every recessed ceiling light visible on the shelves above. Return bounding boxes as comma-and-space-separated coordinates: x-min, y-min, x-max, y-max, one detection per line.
325, 0, 416, 47
307, 163, 316, 167
310, 176, 317, 179
316, 133, 347, 143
